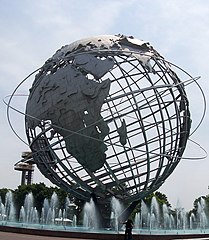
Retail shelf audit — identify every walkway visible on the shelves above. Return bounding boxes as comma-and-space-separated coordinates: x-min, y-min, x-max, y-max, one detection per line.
1, 227, 209, 240
0, 231, 95, 240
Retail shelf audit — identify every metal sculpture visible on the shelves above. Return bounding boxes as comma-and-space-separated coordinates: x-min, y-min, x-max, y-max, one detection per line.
5, 34, 206, 225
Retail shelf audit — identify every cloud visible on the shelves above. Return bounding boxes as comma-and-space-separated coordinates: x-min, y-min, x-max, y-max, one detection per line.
21, 0, 136, 39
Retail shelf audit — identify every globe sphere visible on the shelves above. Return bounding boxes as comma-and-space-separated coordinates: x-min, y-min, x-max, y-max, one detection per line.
25, 35, 191, 203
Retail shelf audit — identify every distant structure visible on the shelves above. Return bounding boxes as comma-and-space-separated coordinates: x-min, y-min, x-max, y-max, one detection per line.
14, 152, 35, 185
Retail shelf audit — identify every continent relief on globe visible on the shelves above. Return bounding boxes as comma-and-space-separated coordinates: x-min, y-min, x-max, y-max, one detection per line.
26, 54, 115, 172
26, 35, 155, 173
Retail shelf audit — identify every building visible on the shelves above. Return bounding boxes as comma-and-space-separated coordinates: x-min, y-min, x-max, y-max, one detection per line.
14, 152, 35, 185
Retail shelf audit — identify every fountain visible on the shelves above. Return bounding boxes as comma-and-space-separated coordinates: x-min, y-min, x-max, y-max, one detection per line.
0, 196, 6, 221
0, 191, 77, 227
83, 198, 99, 229
132, 196, 209, 231
1, 190, 209, 240
149, 196, 160, 229
4, 191, 16, 222
19, 192, 39, 224
110, 196, 124, 231
1, 190, 209, 233
162, 203, 175, 229
196, 197, 208, 229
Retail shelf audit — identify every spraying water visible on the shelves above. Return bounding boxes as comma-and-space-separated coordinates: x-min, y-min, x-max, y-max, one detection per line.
5, 190, 16, 221
83, 198, 99, 229
110, 196, 123, 231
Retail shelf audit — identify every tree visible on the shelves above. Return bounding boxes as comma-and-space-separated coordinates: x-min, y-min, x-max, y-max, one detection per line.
155, 191, 171, 207
0, 188, 11, 204
13, 183, 69, 214
130, 191, 171, 219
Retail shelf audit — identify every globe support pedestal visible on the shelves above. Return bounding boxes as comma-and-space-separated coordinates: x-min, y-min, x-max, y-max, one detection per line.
118, 200, 140, 227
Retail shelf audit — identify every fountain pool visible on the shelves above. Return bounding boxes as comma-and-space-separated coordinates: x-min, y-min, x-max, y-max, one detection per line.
1, 191, 209, 239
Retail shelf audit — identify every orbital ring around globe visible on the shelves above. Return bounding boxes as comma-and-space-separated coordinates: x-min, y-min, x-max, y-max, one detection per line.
4, 66, 206, 161
5, 56, 206, 143
4, 35, 207, 203
5, 91, 207, 163
5, 56, 206, 157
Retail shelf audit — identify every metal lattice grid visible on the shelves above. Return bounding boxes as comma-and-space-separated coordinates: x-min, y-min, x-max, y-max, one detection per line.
25, 41, 190, 203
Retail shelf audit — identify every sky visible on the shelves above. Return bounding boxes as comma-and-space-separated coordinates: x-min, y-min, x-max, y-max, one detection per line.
0, 0, 209, 211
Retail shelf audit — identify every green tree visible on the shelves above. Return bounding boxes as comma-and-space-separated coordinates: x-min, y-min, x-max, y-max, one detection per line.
0, 188, 11, 204
130, 191, 171, 219
12, 182, 75, 220
155, 191, 171, 207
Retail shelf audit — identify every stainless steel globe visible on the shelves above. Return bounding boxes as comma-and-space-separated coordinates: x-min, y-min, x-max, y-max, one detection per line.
25, 34, 191, 204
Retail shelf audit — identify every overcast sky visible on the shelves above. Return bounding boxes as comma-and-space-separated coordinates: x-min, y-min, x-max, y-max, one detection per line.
0, 0, 209, 211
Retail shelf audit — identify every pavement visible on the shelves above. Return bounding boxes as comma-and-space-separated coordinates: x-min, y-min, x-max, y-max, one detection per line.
0, 231, 95, 240
2, 230, 209, 240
